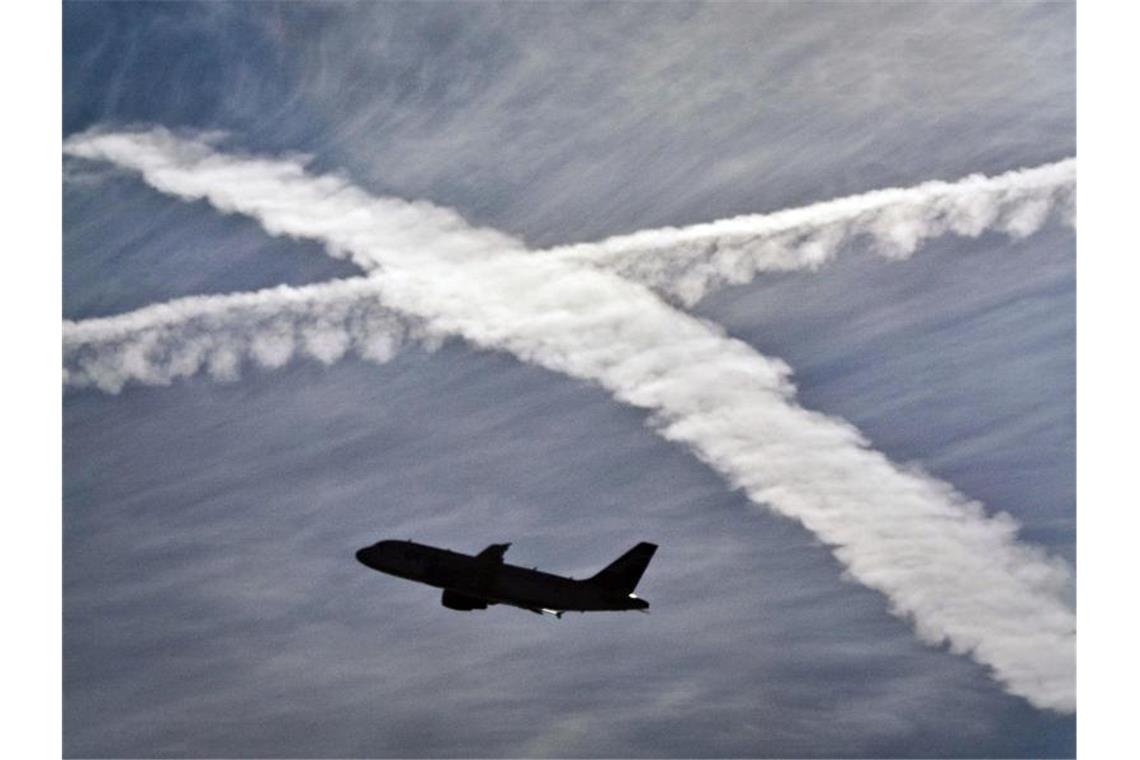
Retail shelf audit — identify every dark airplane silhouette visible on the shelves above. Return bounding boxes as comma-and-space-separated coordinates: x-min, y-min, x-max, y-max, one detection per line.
355, 539, 657, 618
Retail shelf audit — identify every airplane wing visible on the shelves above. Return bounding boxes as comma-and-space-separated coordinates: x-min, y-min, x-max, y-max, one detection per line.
476, 543, 511, 563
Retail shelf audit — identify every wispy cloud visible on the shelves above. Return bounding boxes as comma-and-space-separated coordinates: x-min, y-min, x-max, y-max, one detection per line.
63, 129, 1075, 712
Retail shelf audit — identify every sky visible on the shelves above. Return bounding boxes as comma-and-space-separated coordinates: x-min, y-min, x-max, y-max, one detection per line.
62, 2, 1075, 757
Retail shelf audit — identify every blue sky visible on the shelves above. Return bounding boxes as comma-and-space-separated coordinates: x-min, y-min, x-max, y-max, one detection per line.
63, 2, 1075, 757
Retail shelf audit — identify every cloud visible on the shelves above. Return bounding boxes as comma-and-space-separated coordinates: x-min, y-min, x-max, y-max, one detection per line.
63, 128, 1075, 713
218, 2, 1072, 246
550, 159, 1074, 305
63, 128, 525, 274
63, 278, 427, 393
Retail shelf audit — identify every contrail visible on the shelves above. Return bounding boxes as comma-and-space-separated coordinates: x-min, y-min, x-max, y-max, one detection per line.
63, 278, 427, 394
65, 128, 1074, 307
63, 129, 1075, 712
63, 128, 526, 274
550, 159, 1075, 305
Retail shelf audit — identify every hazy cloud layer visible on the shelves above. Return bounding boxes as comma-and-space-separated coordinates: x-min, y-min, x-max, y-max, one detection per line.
64, 2, 1073, 246
64, 131, 1075, 712
64, 3, 1075, 756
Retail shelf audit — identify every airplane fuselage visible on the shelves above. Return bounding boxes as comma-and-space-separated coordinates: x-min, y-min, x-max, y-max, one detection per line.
355, 540, 651, 615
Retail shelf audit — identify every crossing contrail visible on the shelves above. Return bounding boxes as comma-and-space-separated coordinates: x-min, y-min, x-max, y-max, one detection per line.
64, 128, 525, 274
549, 159, 1074, 304
63, 129, 1076, 713
63, 278, 424, 393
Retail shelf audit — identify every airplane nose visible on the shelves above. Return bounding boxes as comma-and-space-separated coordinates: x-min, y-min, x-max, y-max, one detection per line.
355, 547, 372, 566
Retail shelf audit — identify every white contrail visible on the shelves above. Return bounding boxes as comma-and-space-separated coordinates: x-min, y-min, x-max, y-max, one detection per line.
65, 128, 1074, 307
63, 129, 1075, 712
550, 159, 1075, 304
63, 128, 526, 274
63, 278, 427, 393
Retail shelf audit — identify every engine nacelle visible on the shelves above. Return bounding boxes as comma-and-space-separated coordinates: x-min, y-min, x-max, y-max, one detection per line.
441, 588, 488, 611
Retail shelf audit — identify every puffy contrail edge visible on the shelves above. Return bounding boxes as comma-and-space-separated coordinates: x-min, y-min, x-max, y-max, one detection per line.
551, 158, 1074, 305
63, 278, 427, 393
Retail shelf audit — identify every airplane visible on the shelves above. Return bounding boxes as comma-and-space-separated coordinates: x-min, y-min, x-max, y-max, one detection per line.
354, 539, 657, 618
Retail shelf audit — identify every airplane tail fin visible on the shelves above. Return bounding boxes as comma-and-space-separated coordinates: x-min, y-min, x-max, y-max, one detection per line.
589, 542, 657, 594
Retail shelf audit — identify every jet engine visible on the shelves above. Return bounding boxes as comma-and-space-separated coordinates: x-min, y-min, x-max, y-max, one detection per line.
441, 588, 488, 611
